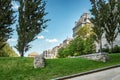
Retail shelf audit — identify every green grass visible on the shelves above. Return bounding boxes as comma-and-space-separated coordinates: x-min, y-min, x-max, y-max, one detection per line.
0, 53, 120, 80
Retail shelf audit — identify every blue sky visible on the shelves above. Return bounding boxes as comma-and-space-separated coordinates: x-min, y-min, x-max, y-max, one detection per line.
8, 0, 91, 56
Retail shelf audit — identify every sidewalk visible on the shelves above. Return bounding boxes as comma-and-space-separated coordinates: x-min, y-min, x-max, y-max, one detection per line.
66, 67, 120, 80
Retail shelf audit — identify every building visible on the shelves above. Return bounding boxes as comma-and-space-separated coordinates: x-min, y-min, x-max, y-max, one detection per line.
73, 13, 92, 37
28, 52, 39, 57
42, 38, 72, 59
73, 13, 120, 52
43, 12, 120, 58
96, 33, 120, 52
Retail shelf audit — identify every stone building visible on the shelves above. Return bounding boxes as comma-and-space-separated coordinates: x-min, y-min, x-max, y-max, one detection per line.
43, 12, 120, 58
73, 13, 92, 37
95, 33, 120, 52
43, 38, 72, 59
73, 13, 120, 52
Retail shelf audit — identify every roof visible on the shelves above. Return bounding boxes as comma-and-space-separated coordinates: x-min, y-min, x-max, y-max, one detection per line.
28, 52, 39, 57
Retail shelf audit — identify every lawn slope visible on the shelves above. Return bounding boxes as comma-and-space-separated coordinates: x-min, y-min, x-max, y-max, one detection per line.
0, 53, 120, 80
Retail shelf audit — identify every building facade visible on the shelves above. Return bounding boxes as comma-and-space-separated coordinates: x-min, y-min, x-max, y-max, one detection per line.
73, 13, 120, 52
43, 38, 72, 59
73, 13, 91, 37
43, 12, 120, 58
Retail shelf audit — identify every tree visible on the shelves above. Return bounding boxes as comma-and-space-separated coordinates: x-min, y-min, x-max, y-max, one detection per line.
83, 36, 96, 54
15, 0, 49, 57
90, 0, 119, 53
103, 0, 119, 52
68, 37, 85, 55
90, 0, 104, 53
0, 0, 15, 49
117, 0, 120, 32
57, 37, 84, 58
57, 36, 96, 58
76, 24, 93, 39
0, 43, 18, 57
57, 47, 65, 58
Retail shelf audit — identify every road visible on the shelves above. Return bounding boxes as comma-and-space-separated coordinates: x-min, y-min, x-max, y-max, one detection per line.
65, 67, 120, 80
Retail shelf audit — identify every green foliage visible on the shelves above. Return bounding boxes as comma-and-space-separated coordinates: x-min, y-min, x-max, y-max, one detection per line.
90, 0, 105, 53
0, 0, 15, 49
102, 45, 120, 53
83, 36, 96, 54
118, 1, 120, 32
57, 47, 71, 58
69, 37, 85, 55
112, 45, 120, 53
103, 0, 119, 51
57, 47, 65, 58
90, 0, 119, 52
57, 36, 96, 58
0, 54, 120, 80
0, 43, 18, 57
77, 25, 93, 39
101, 48, 109, 53
15, 0, 49, 57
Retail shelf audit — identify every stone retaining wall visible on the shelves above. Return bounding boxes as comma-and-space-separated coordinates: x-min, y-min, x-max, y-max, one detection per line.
81, 53, 109, 62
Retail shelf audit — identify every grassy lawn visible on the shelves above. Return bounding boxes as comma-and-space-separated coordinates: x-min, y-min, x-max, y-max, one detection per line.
0, 53, 120, 80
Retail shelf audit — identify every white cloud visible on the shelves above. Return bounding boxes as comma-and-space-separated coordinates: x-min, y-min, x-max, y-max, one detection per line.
12, 1, 19, 10
37, 35, 44, 39
46, 38, 58, 43
7, 38, 17, 42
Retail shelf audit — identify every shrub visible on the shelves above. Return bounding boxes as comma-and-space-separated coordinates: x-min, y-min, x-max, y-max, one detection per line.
101, 45, 120, 53
102, 47, 109, 52
112, 45, 120, 53
57, 36, 96, 58
57, 47, 64, 58
83, 36, 96, 54
73, 52, 79, 56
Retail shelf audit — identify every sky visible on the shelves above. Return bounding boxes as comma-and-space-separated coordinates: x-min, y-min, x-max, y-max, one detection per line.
8, 0, 91, 56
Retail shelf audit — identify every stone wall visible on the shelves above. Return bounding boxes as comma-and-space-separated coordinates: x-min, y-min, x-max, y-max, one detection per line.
81, 52, 109, 62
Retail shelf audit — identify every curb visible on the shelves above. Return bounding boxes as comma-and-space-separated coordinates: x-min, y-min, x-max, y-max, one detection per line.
52, 64, 120, 80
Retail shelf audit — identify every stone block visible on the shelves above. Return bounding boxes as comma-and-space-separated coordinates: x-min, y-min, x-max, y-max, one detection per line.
34, 54, 45, 68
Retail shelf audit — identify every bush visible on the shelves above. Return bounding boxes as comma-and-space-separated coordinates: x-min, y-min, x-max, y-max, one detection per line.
73, 52, 79, 56
57, 47, 70, 58
112, 45, 120, 53
101, 45, 120, 53
83, 36, 96, 54
57, 36, 96, 58
102, 47, 109, 53
57, 47, 64, 58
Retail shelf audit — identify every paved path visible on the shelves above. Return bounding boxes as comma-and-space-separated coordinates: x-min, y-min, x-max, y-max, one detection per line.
65, 67, 120, 80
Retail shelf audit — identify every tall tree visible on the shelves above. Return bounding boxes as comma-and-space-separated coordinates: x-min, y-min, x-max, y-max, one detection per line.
0, 0, 15, 49
90, 0, 105, 53
90, 0, 119, 52
117, 0, 120, 32
15, 0, 49, 57
103, 0, 119, 52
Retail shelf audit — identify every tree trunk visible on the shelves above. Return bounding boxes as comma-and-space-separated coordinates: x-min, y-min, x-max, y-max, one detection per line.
99, 39, 102, 53
110, 42, 113, 53
20, 51, 24, 57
